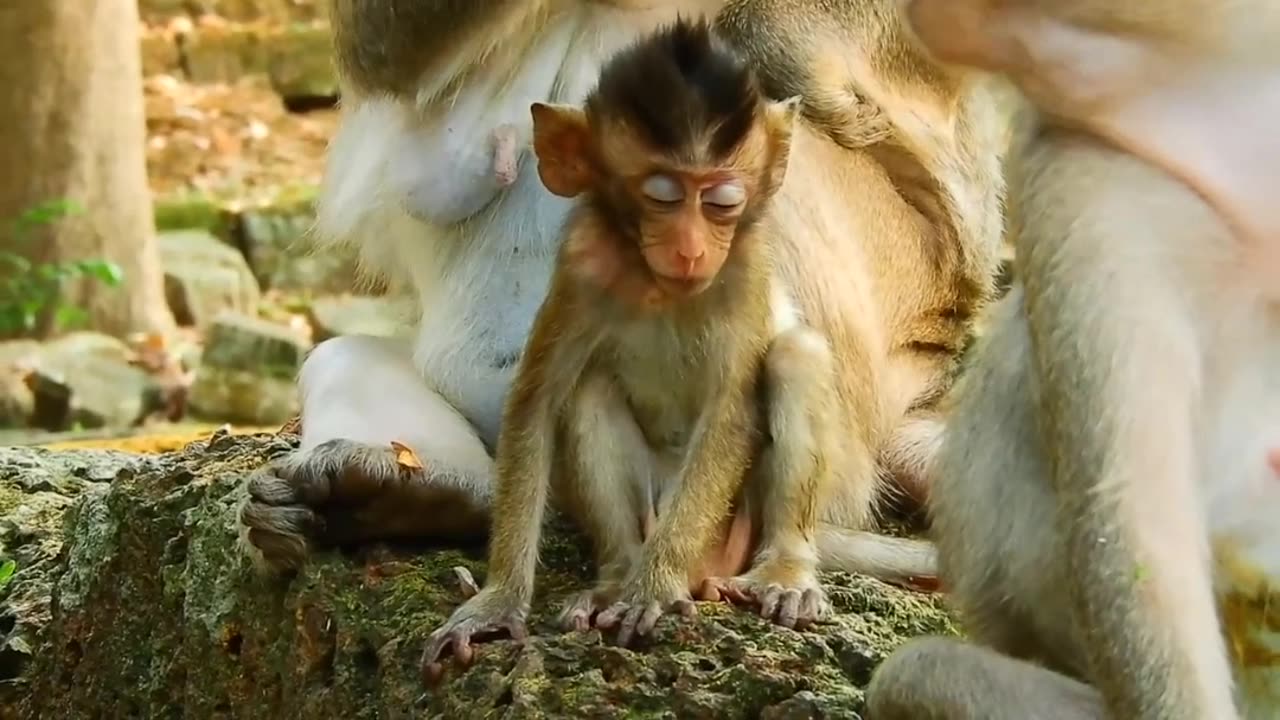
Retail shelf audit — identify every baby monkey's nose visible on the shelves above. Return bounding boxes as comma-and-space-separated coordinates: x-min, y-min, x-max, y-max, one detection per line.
674, 247, 706, 277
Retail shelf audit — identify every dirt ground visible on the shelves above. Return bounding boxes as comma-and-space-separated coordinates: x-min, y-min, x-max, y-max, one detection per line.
145, 74, 338, 205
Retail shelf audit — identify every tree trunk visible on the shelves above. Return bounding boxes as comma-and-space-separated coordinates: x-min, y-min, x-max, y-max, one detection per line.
0, 0, 173, 339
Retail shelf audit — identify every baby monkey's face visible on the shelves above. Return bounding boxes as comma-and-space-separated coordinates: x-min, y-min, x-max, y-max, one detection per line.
628, 166, 750, 297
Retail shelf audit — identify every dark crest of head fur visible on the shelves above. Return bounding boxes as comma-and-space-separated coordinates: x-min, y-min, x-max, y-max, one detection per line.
589, 16, 761, 159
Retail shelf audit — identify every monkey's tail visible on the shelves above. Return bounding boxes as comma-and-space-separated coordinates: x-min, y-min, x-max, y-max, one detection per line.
816, 525, 940, 592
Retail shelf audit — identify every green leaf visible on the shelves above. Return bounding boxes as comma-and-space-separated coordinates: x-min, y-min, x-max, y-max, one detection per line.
0, 253, 30, 273
77, 260, 124, 286
18, 198, 82, 227
53, 305, 88, 330
0, 559, 16, 589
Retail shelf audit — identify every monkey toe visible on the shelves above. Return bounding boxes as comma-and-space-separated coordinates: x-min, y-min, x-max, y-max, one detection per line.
711, 569, 828, 630
244, 527, 308, 573
615, 604, 649, 646
797, 588, 829, 629
421, 590, 529, 686
557, 591, 599, 632
239, 490, 323, 572
757, 585, 783, 621
697, 577, 750, 604
453, 566, 481, 599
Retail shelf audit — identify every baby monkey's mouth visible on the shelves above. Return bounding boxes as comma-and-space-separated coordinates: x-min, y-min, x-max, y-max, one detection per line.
653, 273, 713, 297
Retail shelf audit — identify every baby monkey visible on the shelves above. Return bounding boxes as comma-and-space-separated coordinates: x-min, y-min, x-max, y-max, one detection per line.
422, 18, 856, 680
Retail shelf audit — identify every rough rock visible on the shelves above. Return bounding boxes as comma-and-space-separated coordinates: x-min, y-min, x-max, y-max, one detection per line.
232, 198, 361, 293
266, 23, 339, 100
0, 446, 153, 715
178, 22, 337, 100
0, 435, 955, 718
188, 313, 307, 425
158, 229, 263, 329
0, 342, 39, 429
26, 334, 160, 431
306, 295, 408, 343
139, 0, 327, 23
139, 29, 183, 77
181, 23, 271, 86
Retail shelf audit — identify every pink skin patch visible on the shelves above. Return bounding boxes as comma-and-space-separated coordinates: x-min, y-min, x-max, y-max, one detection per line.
491, 124, 519, 188
1267, 448, 1280, 478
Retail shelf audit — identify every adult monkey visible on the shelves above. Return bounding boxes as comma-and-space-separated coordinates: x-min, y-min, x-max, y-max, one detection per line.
237, 0, 1011, 574
865, 1, 1280, 719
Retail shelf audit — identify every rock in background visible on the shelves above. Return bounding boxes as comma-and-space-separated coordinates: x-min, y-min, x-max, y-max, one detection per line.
188, 313, 308, 425
0, 434, 956, 719
159, 229, 262, 328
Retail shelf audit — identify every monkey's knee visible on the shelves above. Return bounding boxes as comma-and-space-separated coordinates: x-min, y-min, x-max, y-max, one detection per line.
765, 326, 835, 394
865, 637, 976, 719
299, 335, 404, 393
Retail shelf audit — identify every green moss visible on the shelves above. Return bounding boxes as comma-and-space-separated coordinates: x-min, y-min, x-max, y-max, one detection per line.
154, 194, 230, 235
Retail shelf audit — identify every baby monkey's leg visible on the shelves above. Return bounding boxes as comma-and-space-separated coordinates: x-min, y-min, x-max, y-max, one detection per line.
556, 373, 651, 631
699, 326, 835, 629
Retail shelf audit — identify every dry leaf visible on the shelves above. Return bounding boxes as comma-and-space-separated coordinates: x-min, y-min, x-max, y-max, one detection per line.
279, 416, 302, 436
390, 441, 424, 470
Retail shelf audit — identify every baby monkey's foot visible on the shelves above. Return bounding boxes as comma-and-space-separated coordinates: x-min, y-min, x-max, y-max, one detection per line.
490, 124, 519, 188
421, 582, 529, 685
558, 581, 622, 632
699, 559, 829, 630
594, 573, 697, 647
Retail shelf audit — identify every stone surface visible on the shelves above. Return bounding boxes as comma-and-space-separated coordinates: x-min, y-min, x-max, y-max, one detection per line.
0, 342, 38, 429
182, 24, 270, 85
26, 334, 160, 431
0, 435, 955, 718
177, 22, 336, 98
306, 295, 408, 343
0, 446, 153, 715
158, 229, 263, 329
266, 23, 338, 100
139, 0, 327, 23
187, 313, 307, 425
139, 29, 183, 77
233, 198, 360, 293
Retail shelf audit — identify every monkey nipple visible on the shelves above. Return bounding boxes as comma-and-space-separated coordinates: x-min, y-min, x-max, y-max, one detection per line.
491, 124, 520, 188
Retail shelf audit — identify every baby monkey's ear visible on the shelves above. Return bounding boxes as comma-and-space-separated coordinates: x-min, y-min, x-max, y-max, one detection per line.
762, 96, 802, 197
531, 102, 594, 198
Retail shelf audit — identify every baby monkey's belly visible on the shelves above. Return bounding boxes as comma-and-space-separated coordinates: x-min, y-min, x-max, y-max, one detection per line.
628, 432, 764, 591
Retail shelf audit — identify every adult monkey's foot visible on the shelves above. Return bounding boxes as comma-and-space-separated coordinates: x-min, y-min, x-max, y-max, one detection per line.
239, 438, 488, 573
238, 335, 497, 574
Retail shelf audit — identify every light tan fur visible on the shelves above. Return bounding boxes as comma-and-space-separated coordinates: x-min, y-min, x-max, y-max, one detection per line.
865, 2, 1280, 719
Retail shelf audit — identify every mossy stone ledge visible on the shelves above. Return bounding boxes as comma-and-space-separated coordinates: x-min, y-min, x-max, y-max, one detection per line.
0, 434, 955, 718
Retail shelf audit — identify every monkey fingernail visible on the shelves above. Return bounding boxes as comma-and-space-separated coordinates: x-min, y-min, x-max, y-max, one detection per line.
421, 662, 444, 687
452, 566, 480, 598
452, 636, 474, 665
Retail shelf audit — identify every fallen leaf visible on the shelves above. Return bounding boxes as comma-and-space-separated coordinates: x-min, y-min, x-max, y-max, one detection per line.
279, 416, 302, 436
390, 441, 424, 470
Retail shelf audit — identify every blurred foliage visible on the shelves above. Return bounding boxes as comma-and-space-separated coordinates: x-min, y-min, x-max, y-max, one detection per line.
0, 200, 125, 336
